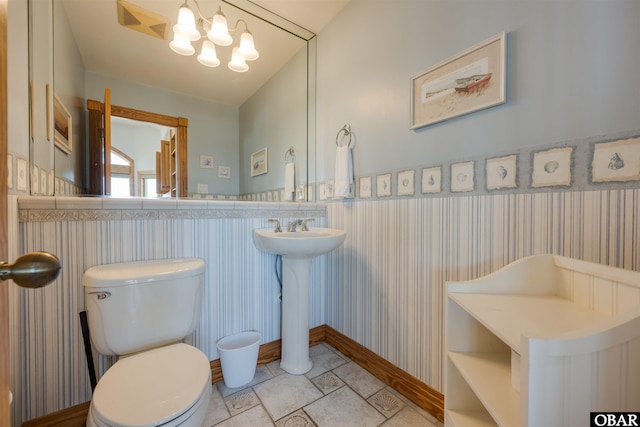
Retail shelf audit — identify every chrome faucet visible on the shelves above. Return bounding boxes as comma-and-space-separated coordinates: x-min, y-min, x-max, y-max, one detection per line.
267, 218, 282, 233
288, 219, 304, 232
288, 218, 315, 232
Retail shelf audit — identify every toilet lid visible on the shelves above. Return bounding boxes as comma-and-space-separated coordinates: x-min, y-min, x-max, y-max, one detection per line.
91, 343, 210, 427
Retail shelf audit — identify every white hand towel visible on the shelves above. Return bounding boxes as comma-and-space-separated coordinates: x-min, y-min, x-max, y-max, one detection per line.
284, 161, 295, 201
334, 146, 353, 198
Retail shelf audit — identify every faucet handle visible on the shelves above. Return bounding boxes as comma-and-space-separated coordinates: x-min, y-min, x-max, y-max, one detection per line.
301, 218, 315, 231
266, 218, 282, 233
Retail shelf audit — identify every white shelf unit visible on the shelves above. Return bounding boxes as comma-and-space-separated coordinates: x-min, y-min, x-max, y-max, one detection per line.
444, 254, 640, 427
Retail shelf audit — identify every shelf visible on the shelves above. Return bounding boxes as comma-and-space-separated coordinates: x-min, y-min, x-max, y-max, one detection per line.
448, 410, 498, 427
448, 352, 519, 427
446, 255, 640, 427
448, 293, 608, 353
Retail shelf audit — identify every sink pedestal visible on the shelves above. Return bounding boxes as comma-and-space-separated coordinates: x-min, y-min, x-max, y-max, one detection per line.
280, 257, 313, 374
252, 227, 346, 376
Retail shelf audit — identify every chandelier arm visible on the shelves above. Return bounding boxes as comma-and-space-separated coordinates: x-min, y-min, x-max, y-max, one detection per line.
227, 19, 249, 33
189, 0, 213, 27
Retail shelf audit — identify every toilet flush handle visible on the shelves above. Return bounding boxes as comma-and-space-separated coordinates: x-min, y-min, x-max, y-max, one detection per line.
88, 291, 111, 300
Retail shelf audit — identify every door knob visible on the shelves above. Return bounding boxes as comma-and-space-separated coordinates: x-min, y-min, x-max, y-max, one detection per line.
0, 251, 61, 289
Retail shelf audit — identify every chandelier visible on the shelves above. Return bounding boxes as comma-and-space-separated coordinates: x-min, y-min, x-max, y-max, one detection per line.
169, 0, 259, 73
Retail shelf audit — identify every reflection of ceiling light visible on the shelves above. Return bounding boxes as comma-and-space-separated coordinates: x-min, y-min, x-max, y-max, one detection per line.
168, 1, 259, 73
228, 47, 249, 73
197, 40, 220, 67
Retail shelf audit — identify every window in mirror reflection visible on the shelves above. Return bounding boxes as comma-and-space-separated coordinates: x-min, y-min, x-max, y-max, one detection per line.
139, 171, 158, 197
110, 148, 135, 196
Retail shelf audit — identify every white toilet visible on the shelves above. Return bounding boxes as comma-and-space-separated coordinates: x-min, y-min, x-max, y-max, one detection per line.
82, 258, 211, 427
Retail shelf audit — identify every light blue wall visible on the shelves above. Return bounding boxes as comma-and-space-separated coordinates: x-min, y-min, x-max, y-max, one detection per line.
239, 47, 308, 195
7, 0, 29, 168
85, 73, 240, 195
317, 0, 640, 182
53, 0, 85, 189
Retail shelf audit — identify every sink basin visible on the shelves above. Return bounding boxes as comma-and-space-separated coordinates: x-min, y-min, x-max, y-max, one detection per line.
253, 226, 346, 375
253, 228, 346, 258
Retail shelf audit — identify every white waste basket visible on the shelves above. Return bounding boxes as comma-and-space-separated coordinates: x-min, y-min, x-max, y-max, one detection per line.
217, 331, 261, 388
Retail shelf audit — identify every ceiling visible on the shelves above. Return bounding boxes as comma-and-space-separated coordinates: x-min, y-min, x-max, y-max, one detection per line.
61, 0, 349, 106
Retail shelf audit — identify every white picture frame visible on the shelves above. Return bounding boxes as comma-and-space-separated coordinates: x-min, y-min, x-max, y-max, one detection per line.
421, 166, 442, 194
376, 173, 392, 197
199, 155, 214, 169
451, 161, 475, 192
53, 94, 73, 154
592, 137, 640, 182
251, 148, 268, 177
359, 176, 372, 198
397, 170, 415, 196
532, 147, 572, 188
218, 165, 231, 179
486, 154, 517, 190
411, 32, 506, 129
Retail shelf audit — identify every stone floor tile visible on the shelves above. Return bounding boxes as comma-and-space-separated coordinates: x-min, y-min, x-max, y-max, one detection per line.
305, 344, 348, 378
216, 365, 273, 397
215, 405, 275, 427
203, 385, 230, 426
254, 373, 323, 420
332, 361, 386, 399
304, 386, 386, 427
381, 407, 437, 426
311, 371, 345, 395
224, 388, 261, 416
368, 388, 405, 418
275, 409, 317, 427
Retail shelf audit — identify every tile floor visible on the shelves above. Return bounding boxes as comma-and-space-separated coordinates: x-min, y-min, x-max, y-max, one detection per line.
202, 343, 443, 427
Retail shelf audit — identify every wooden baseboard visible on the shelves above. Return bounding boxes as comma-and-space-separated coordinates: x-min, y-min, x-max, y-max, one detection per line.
21, 325, 444, 426
21, 402, 90, 427
324, 325, 444, 422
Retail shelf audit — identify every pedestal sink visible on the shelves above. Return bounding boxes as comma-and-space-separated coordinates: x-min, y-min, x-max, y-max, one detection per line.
253, 227, 346, 374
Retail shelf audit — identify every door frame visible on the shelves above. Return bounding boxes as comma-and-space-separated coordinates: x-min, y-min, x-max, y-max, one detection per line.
87, 100, 189, 197
1, 0, 11, 423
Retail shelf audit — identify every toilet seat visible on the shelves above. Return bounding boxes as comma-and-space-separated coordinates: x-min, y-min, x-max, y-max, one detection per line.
89, 343, 211, 427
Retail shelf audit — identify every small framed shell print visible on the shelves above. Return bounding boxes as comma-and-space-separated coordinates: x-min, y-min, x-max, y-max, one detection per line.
532, 147, 572, 188
421, 166, 442, 194
486, 154, 517, 190
376, 173, 392, 197
592, 137, 640, 182
451, 161, 475, 192
397, 170, 415, 196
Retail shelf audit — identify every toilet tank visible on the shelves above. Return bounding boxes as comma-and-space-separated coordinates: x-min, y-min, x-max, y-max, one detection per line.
82, 258, 205, 356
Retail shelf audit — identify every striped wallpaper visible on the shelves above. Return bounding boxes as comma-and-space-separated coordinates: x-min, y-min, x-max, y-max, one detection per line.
10, 200, 327, 425
325, 189, 640, 392
9, 188, 640, 425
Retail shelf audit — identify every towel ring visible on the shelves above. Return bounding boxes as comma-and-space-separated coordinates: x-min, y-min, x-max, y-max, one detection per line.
284, 147, 296, 163
336, 124, 353, 148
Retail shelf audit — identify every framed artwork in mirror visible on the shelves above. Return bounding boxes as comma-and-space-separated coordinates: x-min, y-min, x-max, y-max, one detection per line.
199, 155, 214, 169
53, 94, 72, 154
251, 148, 268, 177
218, 166, 231, 179
410, 32, 506, 129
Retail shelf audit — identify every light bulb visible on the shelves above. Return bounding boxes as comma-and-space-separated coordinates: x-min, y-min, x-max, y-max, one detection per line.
237, 31, 259, 61
197, 40, 220, 67
169, 32, 195, 56
228, 47, 249, 72
173, 3, 200, 42
208, 8, 232, 46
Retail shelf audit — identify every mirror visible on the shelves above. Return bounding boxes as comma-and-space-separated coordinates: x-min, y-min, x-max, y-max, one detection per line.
30, 0, 315, 199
